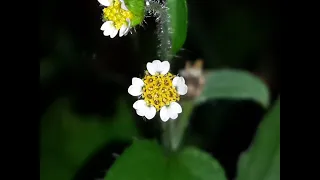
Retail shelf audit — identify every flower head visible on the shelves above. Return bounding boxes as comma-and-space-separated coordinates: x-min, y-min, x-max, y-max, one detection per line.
98, 0, 133, 38
128, 60, 188, 122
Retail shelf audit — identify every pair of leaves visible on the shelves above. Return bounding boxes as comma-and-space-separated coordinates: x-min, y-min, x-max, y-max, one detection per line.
104, 140, 227, 180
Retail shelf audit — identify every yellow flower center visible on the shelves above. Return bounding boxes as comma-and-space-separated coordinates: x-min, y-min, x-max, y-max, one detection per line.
142, 72, 180, 111
102, 0, 133, 30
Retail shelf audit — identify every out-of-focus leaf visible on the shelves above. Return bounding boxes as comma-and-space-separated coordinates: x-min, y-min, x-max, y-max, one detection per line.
196, 69, 270, 108
40, 98, 138, 180
167, 0, 188, 54
170, 100, 194, 151
236, 98, 280, 180
104, 140, 227, 180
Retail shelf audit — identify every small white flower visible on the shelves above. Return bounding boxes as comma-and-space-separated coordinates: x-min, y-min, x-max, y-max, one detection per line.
128, 60, 188, 122
98, 0, 133, 38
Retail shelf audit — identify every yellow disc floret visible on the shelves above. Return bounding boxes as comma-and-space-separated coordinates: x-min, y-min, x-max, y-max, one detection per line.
102, 0, 133, 29
142, 72, 180, 111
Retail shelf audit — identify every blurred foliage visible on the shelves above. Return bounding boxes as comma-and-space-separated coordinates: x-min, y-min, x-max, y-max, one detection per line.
40, 97, 138, 180
196, 69, 270, 108
236, 98, 280, 180
104, 140, 227, 180
168, 0, 188, 54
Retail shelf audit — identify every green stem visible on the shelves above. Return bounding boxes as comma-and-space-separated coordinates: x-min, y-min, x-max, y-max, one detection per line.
146, 0, 185, 153
145, 0, 172, 61
161, 119, 176, 153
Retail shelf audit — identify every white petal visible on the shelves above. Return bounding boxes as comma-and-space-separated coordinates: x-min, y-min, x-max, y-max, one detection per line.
101, 21, 113, 31
103, 30, 110, 36
110, 28, 119, 38
136, 109, 145, 116
121, 2, 128, 10
145, 106, 156, 120
179, 77, 186, 84
152, 60, 162, 71
132, 77, 144, 87
102, 22, 116, 37
172, 76, 188, 95
169, 102, 182, 114
177, 84, 188, 95
172, 76, 179, 86
160, 61, 170, 75
128, 85, 143, 96
119, 24, 129, 37
146, 62, 157, 75
170, 113, 178, 120
160, 106, 170, 122
123, 19, 131, 36
147, 60, 170, 75
172, 76, 185, 86
133, 100, 146, 110
98, 0, 113, 6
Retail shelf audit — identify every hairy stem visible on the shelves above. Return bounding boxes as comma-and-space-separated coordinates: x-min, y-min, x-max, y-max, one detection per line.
145, 0, 172, 61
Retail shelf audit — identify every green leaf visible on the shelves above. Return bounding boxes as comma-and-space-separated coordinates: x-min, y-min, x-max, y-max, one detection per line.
236, 98, 280, 180
167, 0, 188, 54
125, 0, 145, 26
196, 69, 270, 108
40, 98, 138, 180
104, 140, 227, 180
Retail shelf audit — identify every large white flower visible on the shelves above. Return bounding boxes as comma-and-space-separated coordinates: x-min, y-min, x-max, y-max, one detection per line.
128, 60, 188, 122
98, 0, 132, 38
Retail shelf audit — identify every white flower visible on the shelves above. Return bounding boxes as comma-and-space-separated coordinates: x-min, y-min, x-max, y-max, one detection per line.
128, 60, 188, 122
98, 0, 132, 38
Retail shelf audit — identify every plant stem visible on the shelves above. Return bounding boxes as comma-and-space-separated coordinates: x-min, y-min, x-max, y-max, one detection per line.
146, 0, 179, 153
145, 0, 172, 61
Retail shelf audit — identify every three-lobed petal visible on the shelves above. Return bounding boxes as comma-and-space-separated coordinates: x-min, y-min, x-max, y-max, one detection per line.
172, 76, 188, 95
146, 60, 170, 75
159, 102, 183, 122
128, 77, 144, 96
133, 100, 156, 120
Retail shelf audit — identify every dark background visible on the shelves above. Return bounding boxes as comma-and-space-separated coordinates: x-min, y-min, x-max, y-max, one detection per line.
40, 0, 281, 179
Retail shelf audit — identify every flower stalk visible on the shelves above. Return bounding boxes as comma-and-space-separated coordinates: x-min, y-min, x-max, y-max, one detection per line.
145, 0, 178, 152
145, 0, 172, 61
